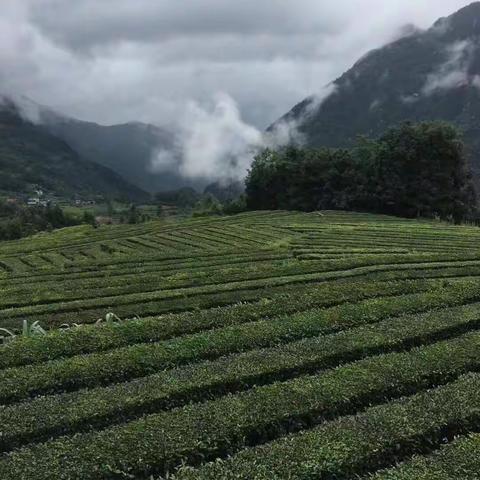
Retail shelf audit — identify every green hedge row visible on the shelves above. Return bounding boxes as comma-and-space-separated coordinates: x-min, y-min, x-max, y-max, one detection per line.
8, 248, 480, 292
356, 265, 480, 282
2, 304, 480, 451
0, 251, 290, 294
4, 252, 480, 322
2, 261, 395, 319
292, 231, 480, 249
0, 277, 435, 368
3, 250, 466, 305
2, 336, 480, 478
293, 241, 476, 256
1, 282, 477, 402
370, 433, 480, 479
0, 214, 232, 257
174, 373, 480, 480
200, 226, 282, 245
4, 272, 413, 331
293, 230, 480, 247
0, 255, 298, 304
0, 256, 302, 309
179, 229, 261, 248
0, 241, 279, 283
294, 231, 480, 244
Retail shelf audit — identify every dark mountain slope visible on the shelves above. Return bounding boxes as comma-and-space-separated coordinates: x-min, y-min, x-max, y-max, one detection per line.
0, 100, 149, 201
42, 112, 195, 194
274, 2, 480, 176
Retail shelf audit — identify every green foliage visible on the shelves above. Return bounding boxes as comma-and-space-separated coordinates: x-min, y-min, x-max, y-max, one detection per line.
246, 122, 477, 221
2, 211, 480, 477
95, 312, 122, 325
1, 280, 479, 405
192, 194, 224, 217
22, 320, 46, 338
0, 320, 46, 346
0, 278, 432, 369
155, 187, 201, 207
81, 210, 96, 227
2, 341, 480, 478
1, 305, 480, 454
4, 249, 478, 331
371, 434, 480, 479
0, 328, 15, 345
0, 201, 81, 241
223, 195, 247, 214
175, 373, 480, 479
127, 204, 140, 224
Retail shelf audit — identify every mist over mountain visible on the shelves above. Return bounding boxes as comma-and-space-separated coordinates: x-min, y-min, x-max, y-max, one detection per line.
0, 97, 149, 201
39, 108, 203, 194
3, 93, 299, 196
274, 2, 480, 178
1, 95, 210, 194
43, 117, 207, 194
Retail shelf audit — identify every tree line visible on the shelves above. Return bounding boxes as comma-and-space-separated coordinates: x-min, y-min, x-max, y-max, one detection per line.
0, 202, 81, 241
246, 122, 477, 222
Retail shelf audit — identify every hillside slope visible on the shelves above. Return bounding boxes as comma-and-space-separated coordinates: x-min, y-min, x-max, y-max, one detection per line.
274, 2, 480, 175
41, 110, 200, 194
0, 99, 149, 201
1, 212, 480, 478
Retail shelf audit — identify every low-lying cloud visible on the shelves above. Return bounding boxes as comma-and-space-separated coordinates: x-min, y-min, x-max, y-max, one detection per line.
177, 93, 263, 181
152, 93, 304, 182
152, 83, 338, 182
422, 40, 477, 95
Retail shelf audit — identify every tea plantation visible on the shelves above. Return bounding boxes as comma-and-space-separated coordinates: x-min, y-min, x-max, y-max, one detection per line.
1, 210, 480, 479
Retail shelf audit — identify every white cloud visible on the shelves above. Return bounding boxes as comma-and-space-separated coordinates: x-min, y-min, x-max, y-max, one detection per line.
180, 93, 262, 180
0, 0, 472, 129
152, 93, 262, 181
151, 85, 338, 182
422, 40, 475, 95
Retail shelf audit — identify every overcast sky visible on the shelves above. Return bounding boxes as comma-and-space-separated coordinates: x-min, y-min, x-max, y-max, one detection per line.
1, 0, 473, 129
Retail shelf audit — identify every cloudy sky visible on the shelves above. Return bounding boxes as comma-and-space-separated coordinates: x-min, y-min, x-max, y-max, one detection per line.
1, 0, 472, 129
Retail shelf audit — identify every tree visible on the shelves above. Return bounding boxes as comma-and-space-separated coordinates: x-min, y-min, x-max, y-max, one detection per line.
192, 194, 223, 217
127, 204, 140, 224
245, 121, 477, 221
82, 211, 96, 227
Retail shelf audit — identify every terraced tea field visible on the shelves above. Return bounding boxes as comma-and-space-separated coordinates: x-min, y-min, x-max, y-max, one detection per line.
1, 210, 480, 479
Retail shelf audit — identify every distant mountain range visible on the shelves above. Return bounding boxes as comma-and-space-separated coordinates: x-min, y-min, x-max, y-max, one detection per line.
0, 98, 149, 201
273, 2, 480, 179
4, 3, 480, 202
40, 110, 196, 194
0, 95, 203, 198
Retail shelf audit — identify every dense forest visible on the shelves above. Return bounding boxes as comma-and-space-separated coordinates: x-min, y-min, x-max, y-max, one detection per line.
0, 202, 82, 241
246, 122, 477, 222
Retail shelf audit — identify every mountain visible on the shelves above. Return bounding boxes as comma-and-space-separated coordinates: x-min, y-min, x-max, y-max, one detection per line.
0, 98, 149, 201
40, 109, 198, 194
273, 2, 480, 177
